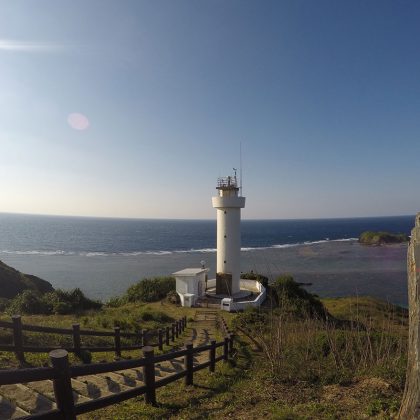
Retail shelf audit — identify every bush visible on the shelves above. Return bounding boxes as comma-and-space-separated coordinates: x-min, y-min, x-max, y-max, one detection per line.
7, 290, 48, 315
106, 295, 128, 308
166, 290, 180, 305
126, 277, 176, 303
232, 307, 267, 331
0, 297, 10, 312
6, 288, 102, 315
271, 275, 327, 319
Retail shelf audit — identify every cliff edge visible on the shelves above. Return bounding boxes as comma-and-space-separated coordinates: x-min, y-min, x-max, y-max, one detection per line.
0, 260, 54, 299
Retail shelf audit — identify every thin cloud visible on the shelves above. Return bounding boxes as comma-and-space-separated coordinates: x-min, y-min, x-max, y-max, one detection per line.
0, 40, 62, 53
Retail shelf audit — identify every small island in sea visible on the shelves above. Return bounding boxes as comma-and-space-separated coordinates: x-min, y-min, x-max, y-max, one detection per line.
358, 230, 410, 246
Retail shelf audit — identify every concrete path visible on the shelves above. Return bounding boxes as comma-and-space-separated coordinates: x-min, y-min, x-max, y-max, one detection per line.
0, 310, 219, 419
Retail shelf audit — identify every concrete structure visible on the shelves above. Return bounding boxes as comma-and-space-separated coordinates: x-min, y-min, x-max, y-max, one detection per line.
211, 175, 245, 295
173, 268, 209, 307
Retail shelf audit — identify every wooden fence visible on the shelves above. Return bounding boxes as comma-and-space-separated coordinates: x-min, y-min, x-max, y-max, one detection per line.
0, 329, 234, 419
0, 315, 187, 362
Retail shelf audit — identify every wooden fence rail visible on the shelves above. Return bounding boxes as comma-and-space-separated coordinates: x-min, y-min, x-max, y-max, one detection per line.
0, 315, 187, 362
0, 336, 232, 419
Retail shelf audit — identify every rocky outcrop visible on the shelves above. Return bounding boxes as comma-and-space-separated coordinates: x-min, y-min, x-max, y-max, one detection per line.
0, 260, 53, 299
359, 231, 409, 246
399, 213, 420, 419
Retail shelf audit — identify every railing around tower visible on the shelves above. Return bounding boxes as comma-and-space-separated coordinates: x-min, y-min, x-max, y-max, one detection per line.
216, 176, 238, 189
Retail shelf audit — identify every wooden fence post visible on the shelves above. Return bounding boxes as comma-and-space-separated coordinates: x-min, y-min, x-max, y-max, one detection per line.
11, 315, 24, 363
184, 341, 194, 386
209, 339, 216, 373
165, 326, 170, 346
72, 324, 81, 356
223, 337, 229, 362
142, 346, 156, 405
171, 323, 175, 342
228, 333, 234, 356
158, 329, 163, 351
142, 329, 147, 347
175, 321, 179, 339
114, 327, 121, 358
50, 349, 75, 419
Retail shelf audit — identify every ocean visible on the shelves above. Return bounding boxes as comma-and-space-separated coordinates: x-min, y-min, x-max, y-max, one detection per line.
0, 213, 414, 305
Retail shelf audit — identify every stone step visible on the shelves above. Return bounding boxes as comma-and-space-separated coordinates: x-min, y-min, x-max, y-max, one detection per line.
70, 376, 114, 400
0, 395, 30, 419
25, 380, 90, 405
78, 374, 132, 397
0, 383, 56, 414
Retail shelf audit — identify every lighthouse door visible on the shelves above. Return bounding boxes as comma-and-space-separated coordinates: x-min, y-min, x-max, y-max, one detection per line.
198, 279, 203, 296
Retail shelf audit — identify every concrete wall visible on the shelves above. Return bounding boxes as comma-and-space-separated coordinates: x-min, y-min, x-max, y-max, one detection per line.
221, 280, 266, 312
399, 213, 420, 419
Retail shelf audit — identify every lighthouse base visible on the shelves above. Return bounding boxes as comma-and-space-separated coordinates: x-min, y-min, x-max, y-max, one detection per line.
205, 288, 253, 301
200, 278, 267, 312
216, 273, 233, 295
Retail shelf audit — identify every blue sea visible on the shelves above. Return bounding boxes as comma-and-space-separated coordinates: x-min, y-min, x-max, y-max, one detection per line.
0, 213, 414, 305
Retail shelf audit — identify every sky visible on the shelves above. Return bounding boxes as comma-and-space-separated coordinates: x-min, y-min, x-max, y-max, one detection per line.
0, 0, 419, 220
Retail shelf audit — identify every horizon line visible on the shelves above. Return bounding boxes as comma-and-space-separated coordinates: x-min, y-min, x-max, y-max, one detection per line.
0, 210, 415, 222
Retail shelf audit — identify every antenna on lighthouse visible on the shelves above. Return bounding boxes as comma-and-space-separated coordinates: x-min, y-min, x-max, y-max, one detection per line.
239, 142, 243, 197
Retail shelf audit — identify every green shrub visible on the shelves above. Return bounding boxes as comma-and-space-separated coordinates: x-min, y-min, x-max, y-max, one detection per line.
6, 290, 48, 315
6, 288, 102, 315
0, 297, 10, 312
271, 275, 327, 319
106, 295, 128, 308
55, 288, 102, 312
125, 276, 175, 303
166, 290, 180, 305
232, 307, 267, 331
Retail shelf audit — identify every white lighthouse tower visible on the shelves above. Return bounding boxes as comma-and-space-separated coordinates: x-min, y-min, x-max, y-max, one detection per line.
212, 173, 245, 295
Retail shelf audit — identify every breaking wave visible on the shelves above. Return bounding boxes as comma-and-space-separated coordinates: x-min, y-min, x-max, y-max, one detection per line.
0, 238, 358, 257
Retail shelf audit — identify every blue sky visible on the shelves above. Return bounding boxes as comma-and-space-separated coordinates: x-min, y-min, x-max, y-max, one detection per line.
0, 0, 419, 219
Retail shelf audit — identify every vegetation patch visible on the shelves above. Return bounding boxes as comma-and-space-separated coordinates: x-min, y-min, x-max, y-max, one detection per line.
359, 231, 409, 246
4, 288, 102, 315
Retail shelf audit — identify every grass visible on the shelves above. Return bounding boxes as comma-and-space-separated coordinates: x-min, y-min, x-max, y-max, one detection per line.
0, 300, 198, 368
0, 295, 409, 419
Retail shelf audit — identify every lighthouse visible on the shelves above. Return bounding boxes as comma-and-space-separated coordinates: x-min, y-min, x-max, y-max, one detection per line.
212, 173, 246, 295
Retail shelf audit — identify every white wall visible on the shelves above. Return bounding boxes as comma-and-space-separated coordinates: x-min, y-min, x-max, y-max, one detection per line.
212, 194, 245, 295
221, 280, 266, 312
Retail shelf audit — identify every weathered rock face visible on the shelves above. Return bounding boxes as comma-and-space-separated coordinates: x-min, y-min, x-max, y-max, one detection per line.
399, 213, 420, 419
0, 260, 54, 299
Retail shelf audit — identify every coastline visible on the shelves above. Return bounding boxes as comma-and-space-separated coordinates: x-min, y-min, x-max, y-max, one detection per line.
0, 240, 408, 306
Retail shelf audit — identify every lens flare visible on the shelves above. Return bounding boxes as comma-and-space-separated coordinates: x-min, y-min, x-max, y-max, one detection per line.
67, 113, 90, 130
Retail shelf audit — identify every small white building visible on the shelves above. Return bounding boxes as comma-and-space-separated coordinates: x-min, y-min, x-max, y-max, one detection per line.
173, 268, 209, 307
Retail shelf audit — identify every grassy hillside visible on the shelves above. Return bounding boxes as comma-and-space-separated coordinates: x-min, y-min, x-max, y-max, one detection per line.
0, 288, 408, 419
0, 260, 53, 299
